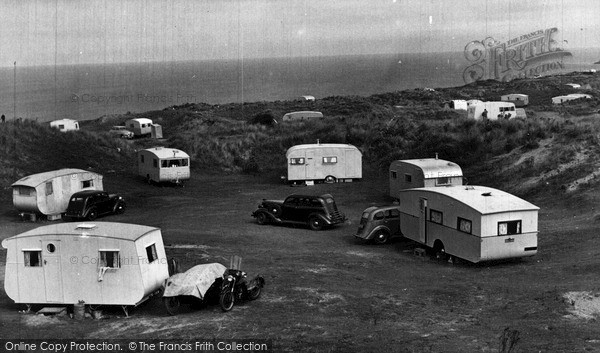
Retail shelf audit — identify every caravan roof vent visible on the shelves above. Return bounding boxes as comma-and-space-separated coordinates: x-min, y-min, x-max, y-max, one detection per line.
76, 223, 97, 230
465, 186, 475, 190
481, 192, 492, 197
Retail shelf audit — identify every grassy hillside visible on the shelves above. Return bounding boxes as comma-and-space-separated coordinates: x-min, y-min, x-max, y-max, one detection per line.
0, 120, 135, 200
3, 71, 600, 203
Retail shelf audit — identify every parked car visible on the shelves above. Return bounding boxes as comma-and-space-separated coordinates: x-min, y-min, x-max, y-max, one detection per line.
109, 126, 134, 139
251, 194, 345, 230
355, 205, 401, 244
63, 190, 126, 221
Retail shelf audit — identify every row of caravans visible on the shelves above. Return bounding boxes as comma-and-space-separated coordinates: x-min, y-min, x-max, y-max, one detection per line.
388, 158, 538, 262
4, 148, 189, 310
356, 158, 539, 263
10, 148, 192, 220
2, 157, 538, 312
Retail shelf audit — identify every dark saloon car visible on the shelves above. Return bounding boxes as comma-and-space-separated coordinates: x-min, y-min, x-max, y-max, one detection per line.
354, 205, 401, 244
63, 190, 126, 221
251, 193, 345, 230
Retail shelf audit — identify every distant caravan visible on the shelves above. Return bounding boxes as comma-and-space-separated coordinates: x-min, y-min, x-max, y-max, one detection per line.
282, 111, 323, 122
467, 101, 516, 120
286, 143, 362, 184
397, 185, 539, 263
138, 147, 190, 185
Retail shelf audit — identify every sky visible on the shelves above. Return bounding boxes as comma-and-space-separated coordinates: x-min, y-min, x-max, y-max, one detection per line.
0, 0, 598, 68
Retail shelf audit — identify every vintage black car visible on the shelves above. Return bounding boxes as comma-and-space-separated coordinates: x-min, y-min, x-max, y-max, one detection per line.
63, 190, 126, 221
251, 193, 345, 230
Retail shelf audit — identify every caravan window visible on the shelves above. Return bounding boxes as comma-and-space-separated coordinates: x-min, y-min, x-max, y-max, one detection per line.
161, 159, 188, 168
81, 180, 94, 188
59, 124, 65, 130
405, 174, 412, 183
290, 158, 305, 165
24, 250, 42, 267
430, 209, 443, 224
457, 217, 472, 234
436, 177, 450, 186
17, 186, 34, 196
99, 251, 120, 268
323, 156, 337, 164
390, 171, 397, 179
146, 244, 158, 263
141, 155, 145, 163
498, 220, 521, 235
153, 159, 158, 168
45, 182, 53, 196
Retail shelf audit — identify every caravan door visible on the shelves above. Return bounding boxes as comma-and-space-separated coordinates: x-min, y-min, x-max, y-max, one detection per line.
344, 149, 357, 178
41, 240, 64, 302
305, 150, 317, 180
418, 198, 428, 244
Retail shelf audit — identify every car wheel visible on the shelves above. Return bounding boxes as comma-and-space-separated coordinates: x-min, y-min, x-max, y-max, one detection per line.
248, 285, 262, 301
163, 297, 181, 316
308, 216, 324, 231
373, 230, 390, 245
256, 212, 269, 225
324, 175, 336, 184
87, 208, 98, 221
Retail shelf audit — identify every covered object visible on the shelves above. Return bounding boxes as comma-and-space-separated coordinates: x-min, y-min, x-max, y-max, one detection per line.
163, 263, 227, 299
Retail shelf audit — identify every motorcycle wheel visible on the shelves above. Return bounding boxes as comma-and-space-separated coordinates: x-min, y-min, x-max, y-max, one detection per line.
163, 296, 181, 316
220, 291, 235, 312
248, 286, 262, 301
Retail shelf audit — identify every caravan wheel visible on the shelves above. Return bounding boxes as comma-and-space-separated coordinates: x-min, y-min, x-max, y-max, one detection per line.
324, 175, 336, 184
433, 241, 447, 261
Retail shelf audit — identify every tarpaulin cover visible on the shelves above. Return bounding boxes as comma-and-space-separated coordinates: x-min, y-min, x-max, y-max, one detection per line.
163, 263, 226, 299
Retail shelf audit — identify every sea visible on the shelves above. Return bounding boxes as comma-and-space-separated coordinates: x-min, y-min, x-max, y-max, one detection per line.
0, 50, 597, 122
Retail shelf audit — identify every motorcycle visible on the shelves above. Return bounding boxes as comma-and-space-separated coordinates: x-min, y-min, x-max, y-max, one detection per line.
219, 268, 265, 312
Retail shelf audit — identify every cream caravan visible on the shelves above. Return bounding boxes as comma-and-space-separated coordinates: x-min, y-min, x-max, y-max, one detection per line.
397, 185, 539, 263
2, 222, 169, 315
389, 158, 462, 198
11, 169, 103, 220
50, 119, 79, 132
467, 101, 516, 120
138, 147, 190, 184
126, 118, 153, 137
282, 111, 323, 122
286, 143, 362, 184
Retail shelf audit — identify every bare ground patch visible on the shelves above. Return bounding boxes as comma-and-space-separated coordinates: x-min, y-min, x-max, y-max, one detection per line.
563, 291, 600, 320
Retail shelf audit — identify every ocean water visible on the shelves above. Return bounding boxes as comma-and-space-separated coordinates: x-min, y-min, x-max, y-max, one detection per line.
0, 51, 596, 122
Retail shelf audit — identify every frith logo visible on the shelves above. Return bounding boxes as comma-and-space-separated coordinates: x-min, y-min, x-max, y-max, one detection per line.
463, 27, 572, 84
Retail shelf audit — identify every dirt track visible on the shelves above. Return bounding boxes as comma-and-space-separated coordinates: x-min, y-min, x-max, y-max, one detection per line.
1, 169, 600, 352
